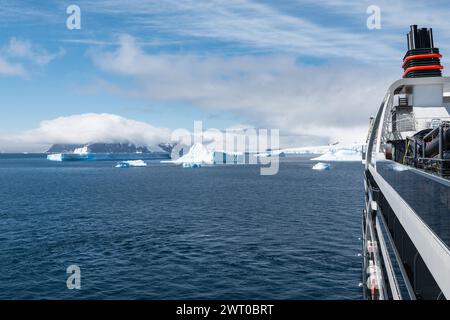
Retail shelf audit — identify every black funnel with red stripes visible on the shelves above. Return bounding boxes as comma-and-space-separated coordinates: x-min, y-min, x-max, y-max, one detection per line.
403, 25, 443, 78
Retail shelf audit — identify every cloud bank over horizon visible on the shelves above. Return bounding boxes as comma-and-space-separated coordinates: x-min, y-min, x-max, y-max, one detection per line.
0, 113, 171, 153
0, 112, 334, 153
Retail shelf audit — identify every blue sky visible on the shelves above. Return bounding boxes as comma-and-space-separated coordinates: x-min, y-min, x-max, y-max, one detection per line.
1, 0, 450, 151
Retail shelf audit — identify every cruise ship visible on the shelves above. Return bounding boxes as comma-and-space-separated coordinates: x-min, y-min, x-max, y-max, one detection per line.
363, 25, 450, 300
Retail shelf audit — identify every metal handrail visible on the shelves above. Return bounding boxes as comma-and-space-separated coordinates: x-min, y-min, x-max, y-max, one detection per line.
392, 116, 450, 126
404, 156, 450, 177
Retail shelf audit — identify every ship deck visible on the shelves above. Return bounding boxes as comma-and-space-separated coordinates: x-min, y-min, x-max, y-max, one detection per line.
377, 161, 450, 249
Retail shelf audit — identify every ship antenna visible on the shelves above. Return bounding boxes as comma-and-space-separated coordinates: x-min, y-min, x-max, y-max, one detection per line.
402, 25, 444, 78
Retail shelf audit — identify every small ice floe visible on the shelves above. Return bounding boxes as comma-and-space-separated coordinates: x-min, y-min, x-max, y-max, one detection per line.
115, 160, 147, 168
390, 163, 408, 172
115, 162, 130, 168
182, 162, 202, 168
312, 162, 331, 170
47, 153, 63, 162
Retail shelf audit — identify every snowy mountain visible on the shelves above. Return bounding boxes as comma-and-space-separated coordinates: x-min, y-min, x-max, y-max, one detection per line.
46, 143, 170, 154
46, 144, 85, 153
157, 142, 176, 154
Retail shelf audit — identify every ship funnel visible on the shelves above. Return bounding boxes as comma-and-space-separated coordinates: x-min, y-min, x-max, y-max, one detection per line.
402, 25, 443, 78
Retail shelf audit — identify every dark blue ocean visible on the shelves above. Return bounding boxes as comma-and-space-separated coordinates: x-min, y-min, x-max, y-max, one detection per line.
0, 155, 364, 299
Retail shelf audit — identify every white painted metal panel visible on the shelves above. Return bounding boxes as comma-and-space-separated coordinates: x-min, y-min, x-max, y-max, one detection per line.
369, 165, 450, 298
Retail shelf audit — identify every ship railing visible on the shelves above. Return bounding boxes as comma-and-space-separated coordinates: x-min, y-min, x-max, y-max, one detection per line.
391, 116, 450, 133
363, 173, 387, 300
398, 120, 450, 177
391, 114, 416, 132
404, 156, 450, 177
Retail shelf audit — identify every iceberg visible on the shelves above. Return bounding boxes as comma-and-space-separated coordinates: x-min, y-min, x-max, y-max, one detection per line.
47, 145, 93, 162
125, 160, 147, 167
73, 146, 89, 155
115, 162, 130, 168
115, 160, 147, 168
47, 153, 63, 161
47, 153, 93, 161
161, 143, 247, 166
171, 143, 214, 166
312, 162, 331, 170
311, 146, 363, 162
182, 162, 202, 168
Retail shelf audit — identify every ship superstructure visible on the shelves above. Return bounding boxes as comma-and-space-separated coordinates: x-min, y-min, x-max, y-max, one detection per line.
363, 25, 450, 300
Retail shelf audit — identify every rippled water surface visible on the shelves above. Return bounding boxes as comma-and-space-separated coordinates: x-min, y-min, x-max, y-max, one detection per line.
0, 155, 363, 299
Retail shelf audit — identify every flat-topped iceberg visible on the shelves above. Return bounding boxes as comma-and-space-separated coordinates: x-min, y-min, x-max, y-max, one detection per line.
47, 153, 63, 161
47, 153, 93, 161
47, 145, 93, 162
115, 160, 147, 168
312, 162, 331, 170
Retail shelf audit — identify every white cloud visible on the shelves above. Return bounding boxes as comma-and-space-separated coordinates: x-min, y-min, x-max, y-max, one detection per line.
89, 34, 397, 144
3, 37, 65, 66
0, 113, 171, 153
0, 37, 64, 78
0, 56, 27, 77
81, 0, 402, 62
